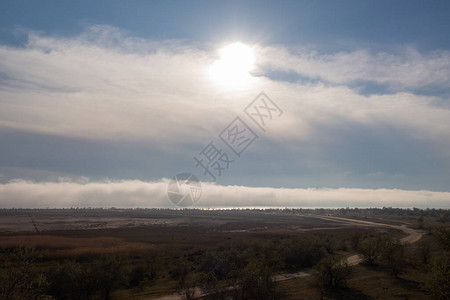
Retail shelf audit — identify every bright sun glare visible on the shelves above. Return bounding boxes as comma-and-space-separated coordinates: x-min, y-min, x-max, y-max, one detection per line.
209, 42, 256, 88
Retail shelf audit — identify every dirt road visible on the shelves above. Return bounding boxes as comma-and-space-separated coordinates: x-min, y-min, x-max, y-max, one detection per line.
316, 215, 424, 266
315, 215, 424, 245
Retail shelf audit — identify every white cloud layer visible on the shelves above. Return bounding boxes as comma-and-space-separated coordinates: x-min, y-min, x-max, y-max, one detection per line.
0, 179, 448, 209
0, 25, 449, 150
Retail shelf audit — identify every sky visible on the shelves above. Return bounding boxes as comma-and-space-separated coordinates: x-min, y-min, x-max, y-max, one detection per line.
0, 0, 449, 208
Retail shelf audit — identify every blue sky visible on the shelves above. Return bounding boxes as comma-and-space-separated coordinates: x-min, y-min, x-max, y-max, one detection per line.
0, 1, 449, 208
2, 1, 450, 50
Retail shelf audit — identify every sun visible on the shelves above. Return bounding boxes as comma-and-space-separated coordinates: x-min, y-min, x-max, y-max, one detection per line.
209, 42, 256, 88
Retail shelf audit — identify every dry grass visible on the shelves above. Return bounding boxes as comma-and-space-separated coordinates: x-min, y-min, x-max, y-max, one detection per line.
0, 235, 154, 258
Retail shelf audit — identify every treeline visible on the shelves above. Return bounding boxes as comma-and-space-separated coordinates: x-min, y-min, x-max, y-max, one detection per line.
191, 237, 326, 298
0, 234, 335, 300
1, 207, 449, 216
0, 247, 156, 300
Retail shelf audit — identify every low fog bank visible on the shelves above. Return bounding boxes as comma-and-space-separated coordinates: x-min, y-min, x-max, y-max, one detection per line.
0, 179, 449, 209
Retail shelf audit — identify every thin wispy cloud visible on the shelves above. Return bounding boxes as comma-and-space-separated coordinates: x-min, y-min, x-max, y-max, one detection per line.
259, 46, 450, 91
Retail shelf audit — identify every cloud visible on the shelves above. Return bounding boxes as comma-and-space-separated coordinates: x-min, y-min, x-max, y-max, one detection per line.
258, 46, 450, 91
0, 25, 262, 143
0, 25, 449, 193
0, 25, 449, 150
0, 179, 448, 209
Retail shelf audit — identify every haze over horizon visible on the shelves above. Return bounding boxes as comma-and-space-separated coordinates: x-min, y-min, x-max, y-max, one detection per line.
1, 1, 449, 208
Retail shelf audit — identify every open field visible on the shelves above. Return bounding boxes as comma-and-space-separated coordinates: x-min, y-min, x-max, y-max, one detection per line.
0, 208, 448, 299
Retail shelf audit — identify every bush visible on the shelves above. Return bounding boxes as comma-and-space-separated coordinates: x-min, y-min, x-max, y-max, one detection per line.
358, 237, 381, 265
47, 255, 130, 300
417, 241, 432, 265
317, 256, 352, 288
0, 247, 51, 300
432, 227, 450, 251
381, 238, 406, 278
128, 264, 146, 287
424, 254, 450, 300
239, 260, 276, 300
279, 237, 324, 270
350, 232, 362, 251
47, 260, 97, 300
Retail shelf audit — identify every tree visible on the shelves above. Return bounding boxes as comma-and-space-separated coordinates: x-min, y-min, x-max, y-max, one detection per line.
145, 251, 159, 280
171, 261, 196, 300
358, 237, 381, 265
317, 256, 352, 289
280, 237, 323, 270
381, 238, 406, 278
0, 247, 51, 300
91, 255, 131, 300
424, 254, 450, 300
322, 236, 334, 255
417, 215, 425, 229
199, 271, 220, 299
239, 260, 276, 300
181, 287, 196, 300
432, 227, 450, 251
350, 232, 363, 251
47, 260, 97, 300
417, 241, 431, 265
128, 264, 146, 287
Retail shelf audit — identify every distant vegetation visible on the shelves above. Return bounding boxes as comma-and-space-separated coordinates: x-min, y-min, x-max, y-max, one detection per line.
0, 208, 448, 299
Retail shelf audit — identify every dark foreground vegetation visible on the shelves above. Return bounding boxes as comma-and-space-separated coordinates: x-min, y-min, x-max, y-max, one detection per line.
0, 208, 448, 299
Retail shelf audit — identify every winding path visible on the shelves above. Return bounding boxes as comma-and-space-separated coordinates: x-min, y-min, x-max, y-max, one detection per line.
315, 215, 424, 266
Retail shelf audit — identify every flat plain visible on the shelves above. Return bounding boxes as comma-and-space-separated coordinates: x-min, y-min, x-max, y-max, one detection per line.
0, 208, 448, 299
